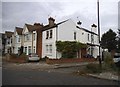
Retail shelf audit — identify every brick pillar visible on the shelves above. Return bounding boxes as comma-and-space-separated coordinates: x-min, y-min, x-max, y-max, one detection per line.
36, 28, 42, 58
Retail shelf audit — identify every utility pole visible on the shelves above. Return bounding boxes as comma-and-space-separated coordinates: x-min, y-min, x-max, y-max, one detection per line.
97, 0, 102, 67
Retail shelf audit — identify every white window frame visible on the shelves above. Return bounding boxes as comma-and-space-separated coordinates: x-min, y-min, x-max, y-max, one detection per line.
28, 46, 31, 54
49, 44, 52, 53
74, 32, 76, 40
33, 46, 36, 53
88, 34, 90, 41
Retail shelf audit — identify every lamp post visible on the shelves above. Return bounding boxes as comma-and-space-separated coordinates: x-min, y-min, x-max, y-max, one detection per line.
97, 0, 102, 67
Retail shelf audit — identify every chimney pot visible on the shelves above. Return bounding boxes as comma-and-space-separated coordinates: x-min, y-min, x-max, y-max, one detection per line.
48, 17, 55, 26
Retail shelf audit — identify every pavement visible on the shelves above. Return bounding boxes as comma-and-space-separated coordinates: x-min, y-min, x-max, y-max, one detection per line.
54, 62, 119, 82
3, 61, 120, 82
53, 62, 119, 82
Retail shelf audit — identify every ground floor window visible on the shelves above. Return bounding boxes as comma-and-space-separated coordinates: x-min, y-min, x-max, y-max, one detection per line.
24, 47, 27, 54
33, 46, 36, 53
28, 46, 31, 55
46, 44, 52, 54
49, 45, 52, 53
46, 45, 49, 53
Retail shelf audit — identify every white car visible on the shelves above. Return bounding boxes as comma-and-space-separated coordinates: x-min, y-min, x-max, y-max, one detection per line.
113, 55, 120, 63
28, 53, 40, 62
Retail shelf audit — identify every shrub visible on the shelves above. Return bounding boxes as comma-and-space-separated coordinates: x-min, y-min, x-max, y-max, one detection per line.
103, 51, 117, 71
86, 63, 102, 73
56, 41, 87, 58
19, 53, 28, 59
10, 53, 18, 58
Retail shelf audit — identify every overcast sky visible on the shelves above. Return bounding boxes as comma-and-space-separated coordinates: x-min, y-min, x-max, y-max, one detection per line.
1, 0, 119, 36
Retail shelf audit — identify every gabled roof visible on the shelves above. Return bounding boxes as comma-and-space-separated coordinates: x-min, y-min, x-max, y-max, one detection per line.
25, 24, 35, 32
76, 26, 98, 36
42, 19, 69, 31
25, 23, 42, 32
5, 31, 14, 38
15, 27, 23, 35
41, 18, 98, 36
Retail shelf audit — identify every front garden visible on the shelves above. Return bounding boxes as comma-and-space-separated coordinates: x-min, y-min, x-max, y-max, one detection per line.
5, 53, 28, 63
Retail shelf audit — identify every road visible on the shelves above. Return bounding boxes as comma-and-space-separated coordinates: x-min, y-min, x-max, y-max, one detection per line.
2, 62, 119, 85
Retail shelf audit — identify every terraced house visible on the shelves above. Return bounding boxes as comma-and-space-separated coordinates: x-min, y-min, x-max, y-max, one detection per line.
4, 31, 14, 54
14, 27, 23, 54
4, 17, 100, 59
22, 23, 43, 56
4, 23, 43, 57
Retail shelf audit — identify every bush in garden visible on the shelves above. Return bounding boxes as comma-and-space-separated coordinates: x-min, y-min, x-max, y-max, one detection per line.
86, 63, 102, 73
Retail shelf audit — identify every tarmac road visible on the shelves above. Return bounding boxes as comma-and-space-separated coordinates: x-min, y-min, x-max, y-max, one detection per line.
2, 63, 119, 85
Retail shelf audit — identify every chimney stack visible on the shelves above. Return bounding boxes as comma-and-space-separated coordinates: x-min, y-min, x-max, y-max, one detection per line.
48, 17, 55, 27
91, 24, 97, 33
34, 23, 43, 27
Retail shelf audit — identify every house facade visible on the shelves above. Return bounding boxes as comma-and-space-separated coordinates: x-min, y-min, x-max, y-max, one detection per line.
4, 31, 14, 54
22, 23, 43, 56
4, 17, 100, 59
0, 33, 6, 55
42, 17, 99, 59
4, 23, 43, 57
13, 27, 23, 54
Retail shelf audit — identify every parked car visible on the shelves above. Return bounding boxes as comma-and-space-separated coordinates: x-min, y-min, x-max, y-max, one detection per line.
113, 55, 120, 63
28, 53, 40, 62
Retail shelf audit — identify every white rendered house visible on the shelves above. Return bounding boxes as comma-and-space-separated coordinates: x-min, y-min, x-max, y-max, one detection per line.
42, 17, 99, 59
22, 23, 43, 55
13, 27, 23, 54
4, 31, 14, 54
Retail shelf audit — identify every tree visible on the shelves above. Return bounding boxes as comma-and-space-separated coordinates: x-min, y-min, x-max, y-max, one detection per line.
117, 29, 120, 52
101, 29, 117, 52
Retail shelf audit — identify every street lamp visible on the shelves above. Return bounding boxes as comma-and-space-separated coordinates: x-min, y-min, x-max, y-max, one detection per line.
97, 0, 102, 67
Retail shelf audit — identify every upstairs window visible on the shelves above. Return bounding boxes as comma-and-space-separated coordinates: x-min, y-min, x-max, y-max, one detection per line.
91, 34, 94, 42
88, 34, 90, 41
50, 30, 53, 38
46, 31, 49, 39
74, 32, 76, 40
33, 33, 36, 41
26, 34, 29, 41
11, 38, 12, 43
46, 30, 53, 39
18, 37, 20, 42
7, 39, 10, 44
24, 34, 31, 41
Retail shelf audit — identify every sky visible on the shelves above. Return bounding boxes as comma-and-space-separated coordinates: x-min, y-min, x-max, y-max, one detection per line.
1, 0, 119, 36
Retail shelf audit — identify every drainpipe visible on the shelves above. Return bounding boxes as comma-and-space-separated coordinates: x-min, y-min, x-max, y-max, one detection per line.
56, 26, 58, 59
32, 32, 33, 53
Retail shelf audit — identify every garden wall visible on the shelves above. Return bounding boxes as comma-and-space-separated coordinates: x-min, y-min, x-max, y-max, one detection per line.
46, 58, 96, 64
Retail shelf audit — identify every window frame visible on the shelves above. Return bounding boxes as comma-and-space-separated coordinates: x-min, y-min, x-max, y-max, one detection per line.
46, 31, 49, 39
74, 32, 76, 40
28, 46, 31, 54
33, 33, 36, 41
50, 30, 53, 38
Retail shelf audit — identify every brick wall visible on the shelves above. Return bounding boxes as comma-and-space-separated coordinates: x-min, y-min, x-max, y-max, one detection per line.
36, 27, 42, 58
46, 58, 96, 64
